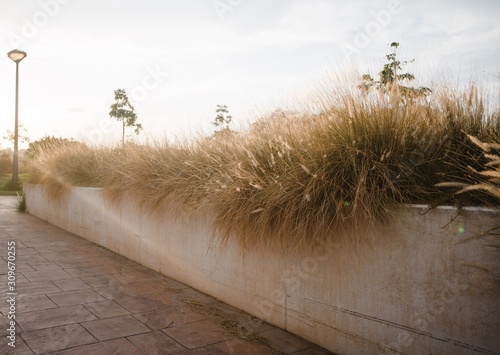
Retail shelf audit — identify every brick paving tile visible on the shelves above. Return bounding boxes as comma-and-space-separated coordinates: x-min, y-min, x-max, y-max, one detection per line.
18, 305, 97, 331
127, 330, 186, 354
21, 269, 73, 283
142, 291, 182, 303
15, 274, 31, 284
31, 246, 75, 254
16, 255, 49, 263
96, 262, 133, 274
211, 338, 276, 354
14, 239, 50, 248
202, 299, 242, 317
51, 278, 91, 291
63, 266, 118, 278
80, 274, 124, 288
93, 285, 130, 300
291, 346, 338, 354
174, 347, 233, 355
222, 311, 275, 333
0, 338, 34, 355
15, 248, 40, 256
50, 338, 143, 355
27, 261, 62, 271
26, 241, 69, 249
113, 294, 177, 313
158, 277, 190, 292
126, 277, 174, 291
112, 270, 159, 284
15, 281, 61, 295
173, 287, 219, 304
118, 280, 165, 295
100, 255, 142, 268
15, 264, 37, 273
32, 249, 79, 257
133, 306, 208, 330
95, 281, 167, 300
81, 314, 151, 341
84, 300, 130, 319
259, 328, 316, 353
16, 294, 58, 313
47, 289, 106, 307
47, 257, 96, 269
162, 319, 232, 349
20, 323, 97, 355
40, 252, 90, 263
17, 242, 53, 249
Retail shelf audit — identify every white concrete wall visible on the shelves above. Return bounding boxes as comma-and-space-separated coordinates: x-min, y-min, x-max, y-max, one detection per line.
25, 185, 500, 354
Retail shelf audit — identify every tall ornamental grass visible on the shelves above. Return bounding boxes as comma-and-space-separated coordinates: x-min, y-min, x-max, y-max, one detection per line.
26, 84, 499, 248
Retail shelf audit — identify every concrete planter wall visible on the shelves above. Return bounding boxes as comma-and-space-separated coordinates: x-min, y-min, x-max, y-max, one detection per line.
25, 184, 499, 354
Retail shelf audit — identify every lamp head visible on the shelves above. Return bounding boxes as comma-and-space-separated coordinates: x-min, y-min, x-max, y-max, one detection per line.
7, 49, 27, 63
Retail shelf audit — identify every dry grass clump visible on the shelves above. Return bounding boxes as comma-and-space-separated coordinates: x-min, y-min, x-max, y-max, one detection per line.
209, 87, 498, 248
26, 140, 106, 199
437, 135, 500, 200
100, 141, 234, 213
26, 84, 499, 248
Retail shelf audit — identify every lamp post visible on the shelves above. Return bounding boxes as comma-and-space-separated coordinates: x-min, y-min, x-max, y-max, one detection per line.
7, 49, 27, 187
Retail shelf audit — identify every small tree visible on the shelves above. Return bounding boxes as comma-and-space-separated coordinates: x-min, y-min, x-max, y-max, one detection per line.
212, 105, 232, 132
360, 42, 431, 99
3, 124, 30, 145
109, 89, 142, 145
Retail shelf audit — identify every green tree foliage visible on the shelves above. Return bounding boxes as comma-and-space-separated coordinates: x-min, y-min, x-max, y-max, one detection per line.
360, 42, 431, 99
109, 89, 142, 145
212, 104, 232, 132
0, 152, 11, 176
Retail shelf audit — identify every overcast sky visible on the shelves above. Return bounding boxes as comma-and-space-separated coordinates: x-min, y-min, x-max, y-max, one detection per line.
0, 0, 498, 147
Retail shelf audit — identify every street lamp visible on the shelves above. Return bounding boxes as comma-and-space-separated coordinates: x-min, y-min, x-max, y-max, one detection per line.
7, 49, 27, 187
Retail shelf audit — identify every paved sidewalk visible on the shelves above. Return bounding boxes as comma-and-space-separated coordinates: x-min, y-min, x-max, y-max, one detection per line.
0, 196, 334, 355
